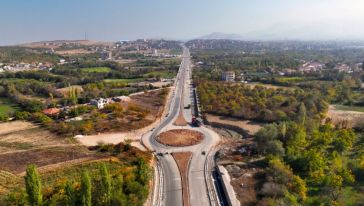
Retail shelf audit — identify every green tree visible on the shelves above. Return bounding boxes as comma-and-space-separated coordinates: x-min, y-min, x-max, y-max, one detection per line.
99, 164, 112, 205
111, 175, 126, 205
80, 171, 92, 206
296, 103, 306, 125
332, 129, 356, 153
255, 124, 278, 154
65, 181, 75, 206
24, 164, 42, 206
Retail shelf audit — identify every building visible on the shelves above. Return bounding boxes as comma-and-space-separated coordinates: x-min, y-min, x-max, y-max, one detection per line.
222, 71, 235, 82
90, 98, 109, 109
101, 51, 112, 60
298, 61, 325, 72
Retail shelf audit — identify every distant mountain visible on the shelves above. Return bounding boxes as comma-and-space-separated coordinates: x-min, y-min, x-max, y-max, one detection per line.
197, 23, 364, 41
198, 32, 243, 40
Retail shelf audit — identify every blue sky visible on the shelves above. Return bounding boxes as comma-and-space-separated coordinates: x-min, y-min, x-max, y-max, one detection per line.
1, 0, 364, 45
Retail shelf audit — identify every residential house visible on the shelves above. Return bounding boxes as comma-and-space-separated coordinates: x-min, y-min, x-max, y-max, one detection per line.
222, 71, 235, 82
90, 98, 109, 109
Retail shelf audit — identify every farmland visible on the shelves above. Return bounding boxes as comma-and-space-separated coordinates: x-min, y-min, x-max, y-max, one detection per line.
0, 98, 19, 115
333, 105, 364, 113
0, 120, 152, 205
81, 67, 112, 73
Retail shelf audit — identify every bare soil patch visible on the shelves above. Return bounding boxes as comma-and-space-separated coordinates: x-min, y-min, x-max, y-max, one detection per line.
327, 105, 364, 129
0, 121, 99, 174
245, 82, 294, 91
0, 146, 98, 174
55, 49, 92, 55
174, 109, 188, 126
205, 114, 263, 137
172, 152, 192, 206
0, 121, 105, 195
217, 139, 265, 206
129, 89, 169, 122
157, 129, 203, 147
0, 121, 70, 153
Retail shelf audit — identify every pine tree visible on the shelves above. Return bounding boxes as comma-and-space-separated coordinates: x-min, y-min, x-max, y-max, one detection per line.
100, 163, 112, 205
24, 164, 42, 206
80, 171, 92, 206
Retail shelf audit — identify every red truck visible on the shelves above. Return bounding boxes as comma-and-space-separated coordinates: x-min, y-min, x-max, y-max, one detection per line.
191, 116, 201, 127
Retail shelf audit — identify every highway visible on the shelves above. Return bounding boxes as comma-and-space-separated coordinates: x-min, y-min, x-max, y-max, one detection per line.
142, 46, 220, 206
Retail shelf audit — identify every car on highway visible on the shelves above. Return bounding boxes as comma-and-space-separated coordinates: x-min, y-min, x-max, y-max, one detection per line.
157, 153, 164, 157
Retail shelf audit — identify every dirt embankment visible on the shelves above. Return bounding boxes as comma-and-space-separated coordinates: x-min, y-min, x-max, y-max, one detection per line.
157, 129, 203, 147
205, 114, 263, 137
172, 152, 192, 206
216, 140, 265, 206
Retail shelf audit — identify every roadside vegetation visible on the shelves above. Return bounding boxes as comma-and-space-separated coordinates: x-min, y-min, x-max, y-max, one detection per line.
190, 40, 364, 205
2, 143, 152, 206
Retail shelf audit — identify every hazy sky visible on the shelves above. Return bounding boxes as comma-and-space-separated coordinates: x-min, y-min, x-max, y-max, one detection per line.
1, 0, 364, 45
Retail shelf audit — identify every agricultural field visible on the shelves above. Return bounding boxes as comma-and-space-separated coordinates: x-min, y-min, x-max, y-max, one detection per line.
0, 98, 19, 115
81, 67, 112, 73
143, 70, 177, 79
0, 120, 152, 205
0, 121, 97, 193
333, 105, 364, 113
103, 78, 145, 84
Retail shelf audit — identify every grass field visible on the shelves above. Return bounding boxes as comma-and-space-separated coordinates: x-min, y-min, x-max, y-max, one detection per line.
0, 98, 19, 115
104, 78, 145, 83
334, 105, 364, 113
81, 67, 112, 73
143, 70, 176, 79
275, 77, 306, 82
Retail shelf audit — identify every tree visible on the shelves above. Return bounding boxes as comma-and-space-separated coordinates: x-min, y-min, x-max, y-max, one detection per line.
99, 164, 112, 205
255, 124, 278, 154
296, 103, 306, 125
111, 174, 126, 205
24, 164, 42, 206
65, 181, 75, 206
80, 171, 92, 206
332, 129, 356, 153
266, 140, 285, 157
265, 157, 307, 201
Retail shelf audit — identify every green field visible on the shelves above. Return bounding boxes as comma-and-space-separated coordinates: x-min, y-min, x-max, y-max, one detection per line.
104, 78, 145, 84
143, 70, 176, 79
81, 67, 112, 73
334, 105, 364, 113
275, 77, 306, 82
0, 98, 19, 115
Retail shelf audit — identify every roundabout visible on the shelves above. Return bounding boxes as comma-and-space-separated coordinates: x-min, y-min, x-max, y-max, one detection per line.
156, 129, 204, 147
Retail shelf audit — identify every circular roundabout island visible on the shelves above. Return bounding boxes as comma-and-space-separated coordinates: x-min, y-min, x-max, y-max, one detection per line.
156, 129, 204, 147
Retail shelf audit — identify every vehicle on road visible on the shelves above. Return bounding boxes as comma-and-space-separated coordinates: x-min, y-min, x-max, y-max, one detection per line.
192, 116, 201, 127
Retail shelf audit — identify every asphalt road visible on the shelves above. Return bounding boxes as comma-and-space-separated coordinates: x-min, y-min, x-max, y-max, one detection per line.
143, 46, 220, 206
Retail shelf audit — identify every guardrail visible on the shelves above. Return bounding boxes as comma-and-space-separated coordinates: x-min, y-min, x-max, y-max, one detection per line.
204, 148, 221, 206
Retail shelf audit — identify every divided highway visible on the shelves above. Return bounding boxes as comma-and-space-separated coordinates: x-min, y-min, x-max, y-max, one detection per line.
142, 46, 220, 206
